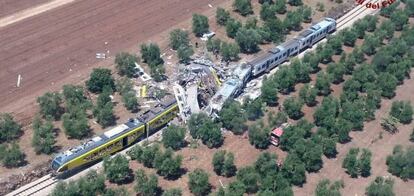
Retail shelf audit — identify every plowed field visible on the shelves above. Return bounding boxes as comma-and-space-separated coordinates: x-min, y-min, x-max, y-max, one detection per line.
0, 0, 225, 123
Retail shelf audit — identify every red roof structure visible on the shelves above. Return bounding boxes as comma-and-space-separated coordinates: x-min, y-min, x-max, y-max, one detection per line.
272, 127, 284, 137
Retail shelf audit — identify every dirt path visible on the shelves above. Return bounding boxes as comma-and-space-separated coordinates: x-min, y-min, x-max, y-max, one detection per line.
0, 0, 76, 28
0, 0, 50, 18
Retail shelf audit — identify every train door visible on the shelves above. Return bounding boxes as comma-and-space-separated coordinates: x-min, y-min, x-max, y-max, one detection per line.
122, 137, 128, 147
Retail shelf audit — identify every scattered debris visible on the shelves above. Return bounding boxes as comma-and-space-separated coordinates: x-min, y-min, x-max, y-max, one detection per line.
135, 62, 152, 82
200, 31, 215, 41
95, 53, 106, 59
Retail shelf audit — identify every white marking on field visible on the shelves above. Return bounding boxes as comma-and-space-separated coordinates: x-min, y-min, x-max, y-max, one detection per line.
17, 74, 22, 87
0, 0, 77, 28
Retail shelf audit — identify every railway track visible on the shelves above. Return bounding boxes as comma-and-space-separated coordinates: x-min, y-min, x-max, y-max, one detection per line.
6, 2, 381, 196
336, 0, 381, 29
6, 174, 58, 196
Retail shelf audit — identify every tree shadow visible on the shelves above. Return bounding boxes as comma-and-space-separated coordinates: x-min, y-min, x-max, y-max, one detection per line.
163, 168, 188, 181
113, 169, 135, 185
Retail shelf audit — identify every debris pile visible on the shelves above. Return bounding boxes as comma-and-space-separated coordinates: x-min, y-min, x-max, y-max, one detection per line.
173, 57, 223, 120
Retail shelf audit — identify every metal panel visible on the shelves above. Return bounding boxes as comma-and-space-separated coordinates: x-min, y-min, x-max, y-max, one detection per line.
104, 124, 129, 138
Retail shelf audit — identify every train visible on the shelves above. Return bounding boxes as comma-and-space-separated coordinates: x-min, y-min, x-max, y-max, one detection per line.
51, 98, 178, 173
51, 18, 336, 173
206, 17, 337, 114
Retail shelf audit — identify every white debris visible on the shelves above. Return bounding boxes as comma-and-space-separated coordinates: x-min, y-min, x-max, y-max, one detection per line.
135, 62, 152, 82
208, 4, 213, 8
16, 74, 21, 87
96, 53, 106, 59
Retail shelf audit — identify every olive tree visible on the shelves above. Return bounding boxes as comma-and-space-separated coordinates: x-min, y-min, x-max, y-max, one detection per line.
216, 7, 230, 25
32, 116, 55, 154
103, 154, 131, 184
115, 52, 137, 77
248, 122, 270, 149
386, 145, 414, 180
188, 169, 210, 196
365, 177, 395, 196
192, 14, 209, 37
162, 124, 186, 150
235, 28, 262, 53
0, 113, 22, 143
86, 68, 115, 93
2, 143, 25, 168
188, 113, 223, 148
233, 0, 253, 16
315, 179, 344, 196
37, 92, 63, 120
283, 96, 304, 120
62, 107, 90, 139
169, 29, 190, 50
135, 169, 159, 196
389, 101, 413, 124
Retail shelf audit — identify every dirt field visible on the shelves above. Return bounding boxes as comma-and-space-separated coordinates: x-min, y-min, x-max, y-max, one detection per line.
0, 0, 227, 180
0, 0, 227, 123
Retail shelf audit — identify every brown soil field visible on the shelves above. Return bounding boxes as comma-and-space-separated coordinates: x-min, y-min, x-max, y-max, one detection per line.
0, 0, 228, 180
0, 0, 227, 123
0, 0, 50, 17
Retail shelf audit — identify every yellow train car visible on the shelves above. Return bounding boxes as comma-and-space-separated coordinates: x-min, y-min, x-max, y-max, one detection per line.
51, 98, 178, 173
139, 98, 179, 135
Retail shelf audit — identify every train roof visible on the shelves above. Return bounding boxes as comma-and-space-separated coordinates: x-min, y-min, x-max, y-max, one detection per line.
52, 119, 143, 165
137, 97, 177, 123
298, 29, 314, 38
233, 64, 252, 81
311, 18, 335, 31
280, 39, 300, 50
209, 78, 242, 111
269, 47, 281, 54
298, 18, 335, 39
248, 52, 274, 66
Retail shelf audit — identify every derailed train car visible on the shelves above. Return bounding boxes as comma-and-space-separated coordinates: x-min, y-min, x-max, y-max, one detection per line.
51, 98, 178, 173
206, 18, 336, 114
